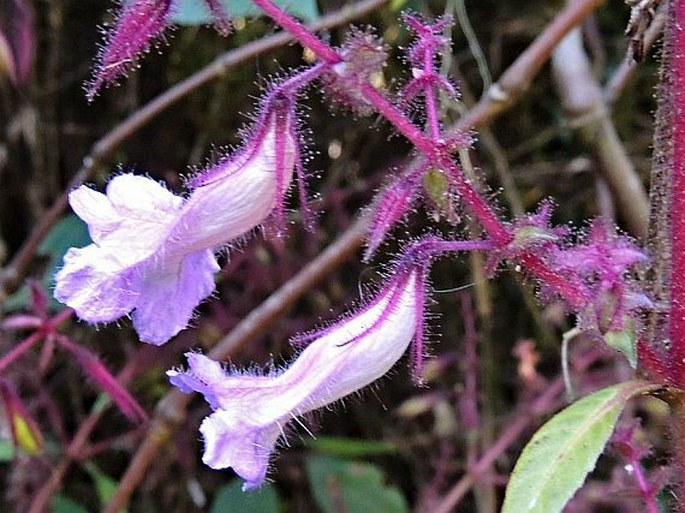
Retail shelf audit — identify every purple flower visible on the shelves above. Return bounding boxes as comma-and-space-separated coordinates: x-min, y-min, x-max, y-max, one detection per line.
55, 95, 299, 344
168, 266, 423, 489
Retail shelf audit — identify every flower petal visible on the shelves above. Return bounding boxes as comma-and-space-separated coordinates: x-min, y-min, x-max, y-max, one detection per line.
173, 106, 297, 252
200, 409, 280, 490
68, 186, 120, 244
131, 249, 219, 345
168, 352, 227, 408
54, 245, 142, 322
105, 173, 183, 218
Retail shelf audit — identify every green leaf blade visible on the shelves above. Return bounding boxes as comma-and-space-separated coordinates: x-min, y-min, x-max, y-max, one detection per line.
210, 480, 280, 513
305, 436, 399, 457
306, 455, 408, 513
501, 381, 657, 513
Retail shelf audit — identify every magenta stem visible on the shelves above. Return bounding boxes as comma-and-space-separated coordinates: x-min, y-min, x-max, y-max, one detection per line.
251, 0, 342, 64
630, 455, 659, 513
0, 309, 72, 374
359, 82, 512, 243
254, 0, 589, 309
423, 50, 442, 139
0, 330, 44, 374
669, 0, 685, 383
279, 62, 327, 93
417, 238, 496, 255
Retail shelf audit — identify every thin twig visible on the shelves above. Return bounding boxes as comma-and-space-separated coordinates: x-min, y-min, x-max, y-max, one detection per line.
604, 1, 667, 105
432, 378, 566, 513
432, 351, 600, 513
27, 360, 139, 513
552, 21, 649, 238
452, 0, 605, 133
0, 0, 388, 300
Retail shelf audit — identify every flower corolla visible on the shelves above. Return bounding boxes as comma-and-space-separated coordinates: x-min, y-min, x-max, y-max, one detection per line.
167, 267, 423, 489
54, 95, 298, 344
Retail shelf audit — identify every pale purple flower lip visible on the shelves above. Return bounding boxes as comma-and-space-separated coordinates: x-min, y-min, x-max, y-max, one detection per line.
167, 267, 422, 489
54, 94, 299, 345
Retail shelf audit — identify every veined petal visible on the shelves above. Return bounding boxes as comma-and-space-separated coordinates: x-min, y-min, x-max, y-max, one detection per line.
56, 173, 190, 338
171, 105, 297, 253
200, 410, 280, 490
68, 174, 182, 258
105, 173, 183, 218
169, 269, 420, 487
132, 249, 219, 345
68, 186, 120, 244
54, 245, 142, 323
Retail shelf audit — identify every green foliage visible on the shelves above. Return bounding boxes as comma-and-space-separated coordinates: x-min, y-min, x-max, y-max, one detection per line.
84, 462, 127, 513
501, 381, 658, 513
305, 436, 399, 458
52, 495, 90, 513
171, 0, 319, 26
604, 318, 638, 369
0, 440, 13, 462
306, 455, 408, 513
210, 480, 280, 513
3, 214, 91, 312
423, 168, 450, 210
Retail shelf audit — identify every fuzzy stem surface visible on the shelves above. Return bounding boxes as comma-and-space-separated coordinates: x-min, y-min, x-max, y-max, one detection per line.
670, 0, 685, 383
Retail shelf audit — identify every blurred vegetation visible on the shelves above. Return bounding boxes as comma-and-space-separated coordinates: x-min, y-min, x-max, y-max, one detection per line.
0, 0, 664, 512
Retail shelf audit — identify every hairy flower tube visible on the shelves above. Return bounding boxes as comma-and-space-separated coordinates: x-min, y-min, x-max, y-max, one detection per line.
168, 264, 424, 489
55, 91, 301, 344
87, 0, 231, 100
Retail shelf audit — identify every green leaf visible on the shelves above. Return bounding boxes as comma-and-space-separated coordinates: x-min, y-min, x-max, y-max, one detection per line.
52, 495, 90, 513
501, 381, 659, 513
305, 436, 399, 458
4, 214, 91, 312
604, 318, 637, 369
0, 439, 14, 461
171, 0, 319, 26
306, 455, 408, 513
84, 462, 127, 513
210, 480, 280, 513
422, 168, 450, 210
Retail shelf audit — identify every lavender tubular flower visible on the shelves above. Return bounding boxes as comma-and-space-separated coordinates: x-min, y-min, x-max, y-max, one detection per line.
168, 267, 422, 489
55, 95, 299, 345
177, 94, 297, 249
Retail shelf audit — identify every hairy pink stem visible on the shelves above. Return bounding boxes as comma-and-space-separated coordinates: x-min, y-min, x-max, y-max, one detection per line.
359, 81, 511, 243
251, 0, 342, 64
670, 0, 685, 383
253, 0, 590, 310
423, 51, 442, 139
630, 455, 659, 513
0, 331, 43, 374
0, 309, 72, 373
